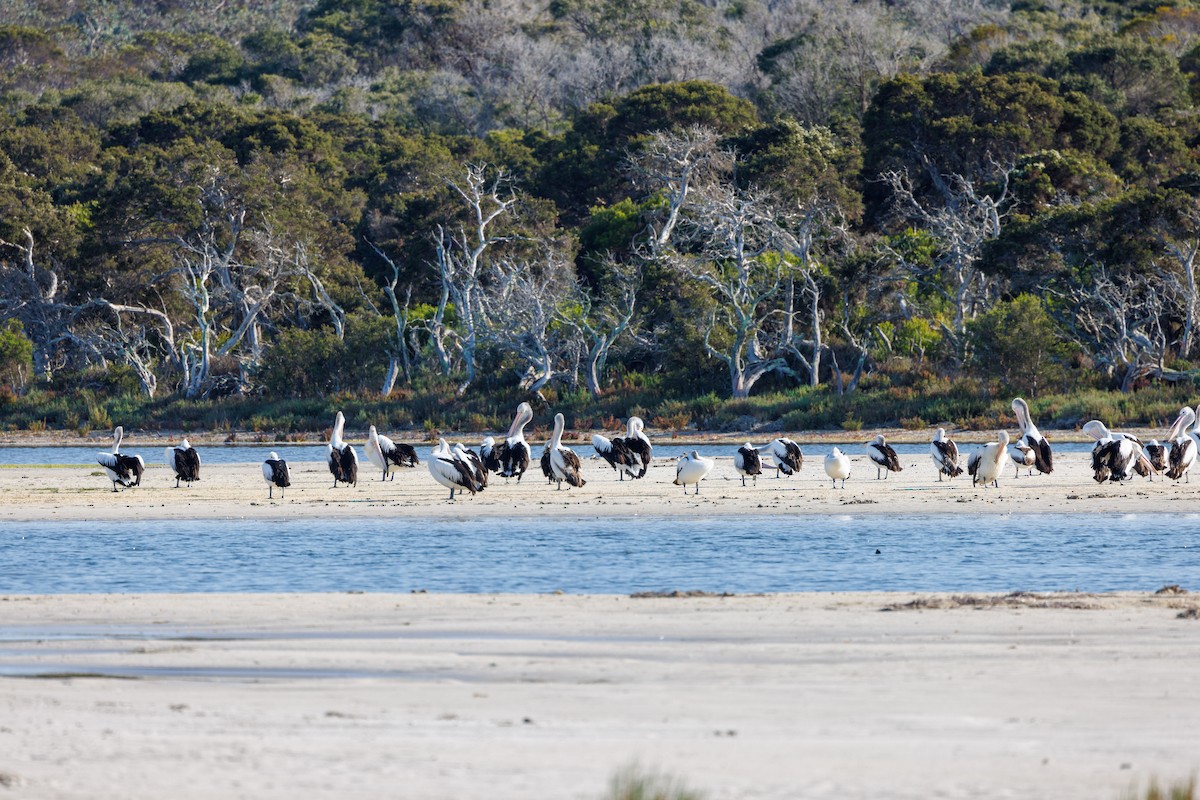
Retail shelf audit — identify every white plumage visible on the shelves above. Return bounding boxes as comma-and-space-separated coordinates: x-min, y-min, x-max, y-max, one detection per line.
824, 447, 851, 488
673, 450, 714, 495
967, 430, 1010, 488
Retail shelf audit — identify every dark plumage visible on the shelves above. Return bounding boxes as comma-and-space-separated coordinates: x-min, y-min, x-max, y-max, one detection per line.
167, 441, 200, 488
593, 434, 638, 480
867, 435, 902, 479
111, 454, 144, 489
454, 444, 488, 490
556, 448, 586, 488
734, 444, 762, 487
1146, 441, 1167, 478
1168, 438, 1194, 481
497, 440, 531, 481
329, 445, 358, 487
263, 453, 291, 499
540, 447, 554, 483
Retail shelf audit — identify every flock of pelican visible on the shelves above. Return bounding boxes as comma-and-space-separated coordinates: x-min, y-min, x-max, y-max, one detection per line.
93, 396, 1199, 499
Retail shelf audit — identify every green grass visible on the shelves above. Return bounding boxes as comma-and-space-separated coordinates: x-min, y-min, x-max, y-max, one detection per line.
1127, 778, 1196, 800
605, 765, 704, 800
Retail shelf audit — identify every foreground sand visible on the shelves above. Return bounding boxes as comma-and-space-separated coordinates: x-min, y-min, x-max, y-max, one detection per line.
1, 592, 1198, 799
1, 448, 1199, 520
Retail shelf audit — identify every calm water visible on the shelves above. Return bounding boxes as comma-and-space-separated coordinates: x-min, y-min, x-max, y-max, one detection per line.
1, 514, 1194, 594
0, 441, 1100, 466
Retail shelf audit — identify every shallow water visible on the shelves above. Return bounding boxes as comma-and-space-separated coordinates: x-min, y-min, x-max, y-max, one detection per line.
0, 514, 1194, 594
0, 441, 1099, 467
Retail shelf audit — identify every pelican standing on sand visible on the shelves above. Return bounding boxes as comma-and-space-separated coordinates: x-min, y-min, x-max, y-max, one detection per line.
1012, 398, 1052, 474
967, 430, 1010, 488
364, 425, 418, 481
548, 413, 586, 490
1007, 440, 1035, 478
1145, 439, 1167, 480
427, 439, 482, 500
673, 450, 714, 495
262, 452, 290, 499
866, 434, 902, 479
165, 437, 200, 487
760, 437, 802, 478
734, 443, 762, 486
824, 447, 851, 488
1082, 420, 1140, 483
1166, 407, 1198, 482
930, 428, 962, 481
495, 402, 533, 481
592, 430, 638, 480
97, 425, 144, 492
326, 411, 358, 488
480, 437, 501, 473
452, 442, 488, 490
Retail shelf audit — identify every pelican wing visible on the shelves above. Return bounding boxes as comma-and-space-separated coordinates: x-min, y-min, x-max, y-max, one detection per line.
267, 459, 291, 487
623, 436, 651, 478
932, 439, 962, 476
871, 443, 902, 472
179, 447, 201, 481
736, 446, 762, 475
338, 445, 358, 486
539, 448, 553, 481
1168, 437, 1195, 480
557, 447, 586, 487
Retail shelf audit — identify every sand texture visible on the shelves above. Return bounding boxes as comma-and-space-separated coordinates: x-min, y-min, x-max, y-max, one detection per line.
1, 592, 1198, 799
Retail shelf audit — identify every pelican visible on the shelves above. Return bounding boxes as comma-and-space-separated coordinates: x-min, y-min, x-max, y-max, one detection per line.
262, 452, 290, 499
1145, 439, 1167, 480
1082, 420, 1140, 483
967, 430, 1010, 488
1007, 441, 1035, 478
480, 437, 502, 473
539, 446, 554, 483
824, 447, 851, 488
759, 437, 802, 477
364, 425, 418, 481
548, 413, 585, 489
622, 416, 652, 478
326, 411, 358, 488
1012, 398, 1052, 474
673, 450, 714, 495
452, 442, 488, 490
494, 402, 533, 481
1166, 407, 1198, 482
866, 434, 902, 479
427, 438, 482, 500
930, 428, 962, 481
96, 425, 144, 492
165, 437, 200, 487
592, 430, 638, 480
734, 443, 762, 486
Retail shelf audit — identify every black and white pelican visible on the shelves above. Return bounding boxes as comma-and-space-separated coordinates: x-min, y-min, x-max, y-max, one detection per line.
930, 428, 962, 481
592, 431, 638, 480
866, 434, 902, 479
673, 450, 714, 495
759, 437, 803, 477
539, 446, 554, 483
734, 443, 762, 486
364, 425, 418, 481
622, 416, 652, 478
427, 438, 482, 500
824, 447, 851, 488
1145, 439, 1168, 480
1082, 420, 1141, 483
165, 437, 200, 487
97, 425, 144, 492
480, 437, 502, 473
262, 452, 290, 499
494, 402, 533, 481
967, 430, 1010, 488
1007, 441, 1035, 478
452, 442, 488, 490
1166, 407, 1198, 482
326, 411, 358, 488
547, 413, 586, 490
1012, 398, 1052, 474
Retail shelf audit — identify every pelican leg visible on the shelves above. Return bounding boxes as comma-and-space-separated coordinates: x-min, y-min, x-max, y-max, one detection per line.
741, 476, 746, 487
268, 487, 273, 499
111, 481, 119, 493
938, 471, 943, 482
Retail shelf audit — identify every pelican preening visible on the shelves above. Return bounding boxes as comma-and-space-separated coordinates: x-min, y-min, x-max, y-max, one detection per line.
866, 434, 902, 479
262, 452, 290, 499
760, 438, 802, 478
1012, 398, 1053, 474
494, 402, 533, 481
97, 425, 144, 492
480, 437, 502, 473
930, 428, 962, 481
427, 438, 483, 500
165, 438, 200, 487
824, 447, 851, 488
1082, 420, 1149, 484
547, 413, 586, 490
1007, 441, 1035, 478
592, 416, 652, 480
453, 442, 488, 490
967, 430, 1010, 488
673, 450, 714, 495
326, 411, 358, 488
734, 443, 762, 486
364, 425, 418, 481
1166, 407, 1198, 482
1145, 439, 1167, 480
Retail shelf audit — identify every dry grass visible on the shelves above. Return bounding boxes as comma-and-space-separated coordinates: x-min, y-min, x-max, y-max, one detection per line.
881, 592, 1105, 611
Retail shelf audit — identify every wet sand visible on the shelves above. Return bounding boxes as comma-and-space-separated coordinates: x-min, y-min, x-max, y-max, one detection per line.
1, 592, 1198, 799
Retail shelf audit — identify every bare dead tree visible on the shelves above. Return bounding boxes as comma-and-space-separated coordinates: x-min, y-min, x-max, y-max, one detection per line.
0, 227, 67, 379
571, 257, 640, 398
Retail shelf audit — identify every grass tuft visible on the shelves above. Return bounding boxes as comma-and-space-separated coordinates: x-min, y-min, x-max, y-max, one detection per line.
606, 765, 705, 800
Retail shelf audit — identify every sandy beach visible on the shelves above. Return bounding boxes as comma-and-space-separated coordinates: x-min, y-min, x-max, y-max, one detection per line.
1, 446, 1199, 521
0, 592, 1197, 799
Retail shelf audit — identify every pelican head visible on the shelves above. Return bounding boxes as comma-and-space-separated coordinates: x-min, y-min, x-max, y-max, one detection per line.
934, 428, 946, 442
997, 430, 1010, 447
1081, 420, 1111, 441
869, 434, 885, 446
268, 451, 280, 460
369, 425, 378, 440
179, 437, 190, 449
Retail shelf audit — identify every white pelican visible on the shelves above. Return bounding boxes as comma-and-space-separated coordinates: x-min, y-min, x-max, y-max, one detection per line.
1012, 398, 1052, 474
97, 425, 144, 492
1007, 441, 1035, 478
165, 437, 200, 487
327, 411, 358, 487
364, 425, 418, 481
673, 450, 714, 495
967, 430, 1010, 488
930, 428, 962, 481
1082, 420, 1140, 483
548, 413, 586, 489
824, 447, 851, 488
1166, 407, 1198, 482
495, 402, 533, 480
759, 437, 802, 477
734, 443, 762, 486
262, 452, 290, 499
428, 438, 482, 500
1145, 439, 1167, 480
866, 434, 902, 479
